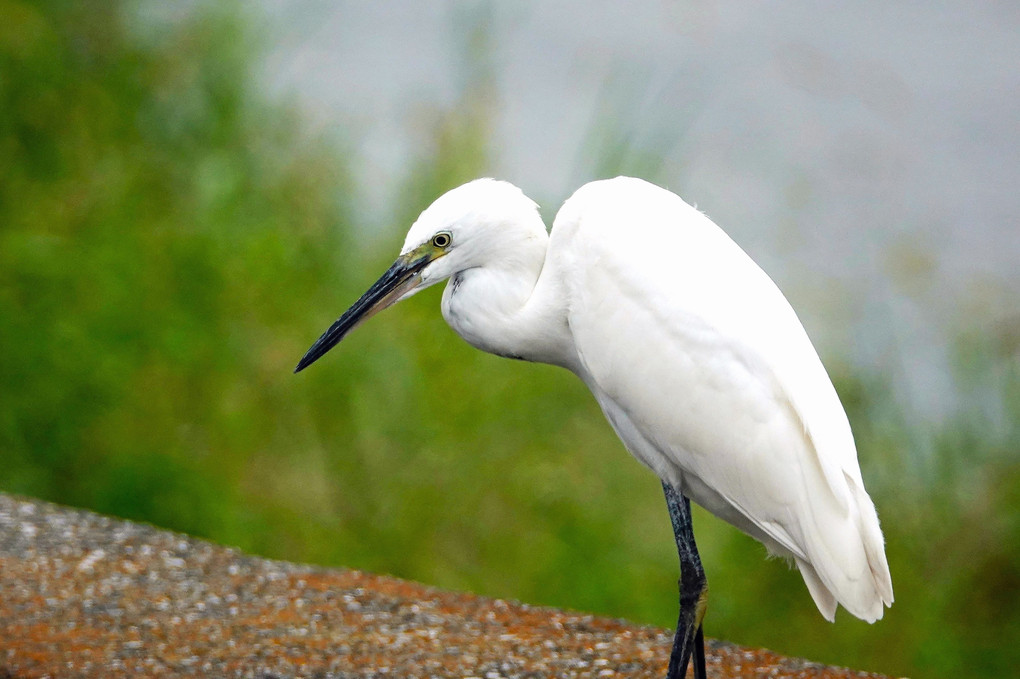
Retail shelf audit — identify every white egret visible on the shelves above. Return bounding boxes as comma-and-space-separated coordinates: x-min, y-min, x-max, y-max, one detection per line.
295, 177, 893, 679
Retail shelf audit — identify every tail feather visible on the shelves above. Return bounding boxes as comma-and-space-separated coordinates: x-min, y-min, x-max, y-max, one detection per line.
796, 558, 837, 622
798, 473, 893, 623
848, 473, 895, 607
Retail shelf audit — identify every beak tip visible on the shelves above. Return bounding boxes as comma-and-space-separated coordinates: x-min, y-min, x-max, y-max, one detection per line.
293, 354, 315, 374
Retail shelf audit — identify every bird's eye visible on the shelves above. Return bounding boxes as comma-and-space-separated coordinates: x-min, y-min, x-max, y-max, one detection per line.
431, 232, 452, 248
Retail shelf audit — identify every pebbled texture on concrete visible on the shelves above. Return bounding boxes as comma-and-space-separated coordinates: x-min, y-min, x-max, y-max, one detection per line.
0, 494, 890, 678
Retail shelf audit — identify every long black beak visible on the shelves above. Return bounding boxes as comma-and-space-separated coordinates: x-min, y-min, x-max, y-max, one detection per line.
294, 253, 430, 373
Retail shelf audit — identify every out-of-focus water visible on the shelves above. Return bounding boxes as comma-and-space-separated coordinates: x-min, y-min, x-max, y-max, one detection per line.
256, 1, 1020, 422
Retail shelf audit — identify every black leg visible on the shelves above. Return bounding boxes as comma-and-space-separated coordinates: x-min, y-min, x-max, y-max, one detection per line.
663, 481, 708, 679
693, 622, 706, 678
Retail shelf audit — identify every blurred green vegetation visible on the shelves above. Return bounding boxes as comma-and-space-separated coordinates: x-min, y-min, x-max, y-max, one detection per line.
1, 3, 1018, 678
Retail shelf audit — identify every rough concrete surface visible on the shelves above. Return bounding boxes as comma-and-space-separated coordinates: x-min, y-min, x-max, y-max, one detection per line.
0, 494, 891, 678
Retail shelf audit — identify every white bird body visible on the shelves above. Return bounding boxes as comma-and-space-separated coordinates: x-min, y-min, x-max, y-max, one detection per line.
299, 176, 893, 643
551, 179, 892, 622
403, 176, 892, 623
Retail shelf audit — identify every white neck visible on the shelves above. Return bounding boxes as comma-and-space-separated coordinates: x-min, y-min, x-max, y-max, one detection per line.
440, 252, 578, 371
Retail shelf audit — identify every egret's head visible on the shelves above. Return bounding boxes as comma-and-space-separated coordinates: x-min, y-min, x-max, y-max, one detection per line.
294, 178, 543, 373
401, 178, 544, 287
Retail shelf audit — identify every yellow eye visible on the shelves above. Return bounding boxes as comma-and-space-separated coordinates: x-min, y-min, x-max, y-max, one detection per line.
431, 232, 452, 248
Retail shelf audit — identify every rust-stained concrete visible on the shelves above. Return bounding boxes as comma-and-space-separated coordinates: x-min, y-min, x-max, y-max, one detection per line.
0, 494, 889, 678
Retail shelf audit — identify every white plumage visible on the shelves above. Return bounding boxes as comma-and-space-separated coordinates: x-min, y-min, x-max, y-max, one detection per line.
299, 176, 893, 630
550, 178, 892, 622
